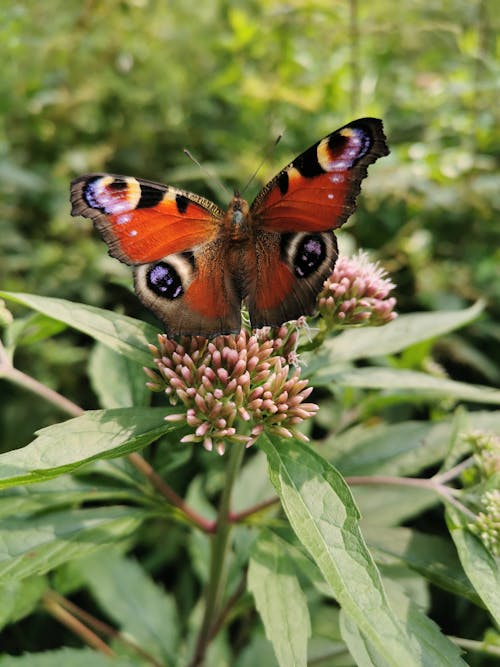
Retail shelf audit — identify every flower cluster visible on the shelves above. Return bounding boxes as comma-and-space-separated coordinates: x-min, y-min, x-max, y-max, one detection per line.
466, 431, 500, 479
145, 326, 318, 454
318, 251, 397, 328
469, 489, 500, 557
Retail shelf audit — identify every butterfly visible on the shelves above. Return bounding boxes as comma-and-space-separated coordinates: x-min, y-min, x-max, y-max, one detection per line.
70, 117, 389, 338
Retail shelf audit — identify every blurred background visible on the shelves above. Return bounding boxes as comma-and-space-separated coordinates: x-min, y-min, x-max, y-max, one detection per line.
0, 0, 499, 447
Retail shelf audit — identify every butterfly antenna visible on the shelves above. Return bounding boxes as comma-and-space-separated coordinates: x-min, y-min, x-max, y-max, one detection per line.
241, 133, 283, 196
183, 148, 231, 198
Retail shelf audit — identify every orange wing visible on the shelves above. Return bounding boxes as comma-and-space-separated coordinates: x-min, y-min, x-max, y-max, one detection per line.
247, 231, 338, 327
133, 239, 242, 337
70, 174, 224, 264
250, 118, 389, 233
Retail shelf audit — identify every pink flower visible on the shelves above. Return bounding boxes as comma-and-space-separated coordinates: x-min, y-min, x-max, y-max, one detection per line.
145, 326, 318, 455
318, 251, 397, 328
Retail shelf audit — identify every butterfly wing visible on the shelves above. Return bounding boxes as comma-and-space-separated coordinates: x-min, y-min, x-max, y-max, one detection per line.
247, 230, 338, 327
71, 174, 241, 336
133, 241, 242, 337
70, 174, 224, 264
248, 118, 388, 326
250, 118, 389, 233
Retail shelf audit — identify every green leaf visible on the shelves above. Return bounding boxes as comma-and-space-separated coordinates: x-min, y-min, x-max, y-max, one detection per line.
235, 636, 279, 667
314, 302, 484, 365
446, 506, 500, 625
318, 367, 500, 404
339, 611, 388, 666
0, 575, 48, 630
0, 648, 139, 666
0, 291, 158, 366
259, 434, 464, 667
0, 507, 145, 584
233, 451, 276, 513
382, 579, 466, 666
80, 552, 179, 666
330, 421, 440, 477
352, 485, 437, 527
0, 407, 179, 489
89, 341, 151, 408
5, 312, 67, 349
0, 475, 148, 519
362, 526, 481, 606
248, 530, 311, 667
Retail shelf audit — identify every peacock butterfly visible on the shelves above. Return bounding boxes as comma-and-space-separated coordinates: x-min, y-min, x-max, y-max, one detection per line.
70, 117, 389, 337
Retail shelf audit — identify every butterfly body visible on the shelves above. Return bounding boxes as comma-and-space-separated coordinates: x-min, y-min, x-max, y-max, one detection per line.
71, 118, 389, 337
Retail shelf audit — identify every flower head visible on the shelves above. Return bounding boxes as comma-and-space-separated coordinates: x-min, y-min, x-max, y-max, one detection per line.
469, 489, 500, 556
464, 431, 500, 479
318, 251, 397, 328
145, 325, 318, 455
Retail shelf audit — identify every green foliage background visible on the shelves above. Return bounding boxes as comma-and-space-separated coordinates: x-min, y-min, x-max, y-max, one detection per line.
0, 0, 499, 663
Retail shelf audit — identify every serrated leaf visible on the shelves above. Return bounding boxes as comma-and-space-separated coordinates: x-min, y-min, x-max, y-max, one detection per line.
0, 507, 145, 584
89, 341, 151, 408
319, 367, 500, 404
314, 302, 484, 365
0, 407, 179, 489
80, 553, 179, 666
383, 579, 466, 665
259, 434, 463, 667
446, 506, 500, 625
248, 530, 311, 667
0, 291, 158, 366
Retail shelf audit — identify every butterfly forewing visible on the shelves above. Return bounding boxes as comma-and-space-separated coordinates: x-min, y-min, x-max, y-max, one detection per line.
250, 118, 389, 234
70, 174, 224, 264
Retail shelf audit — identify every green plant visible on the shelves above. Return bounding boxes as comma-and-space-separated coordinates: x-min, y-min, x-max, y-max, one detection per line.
0, 258, 498, 665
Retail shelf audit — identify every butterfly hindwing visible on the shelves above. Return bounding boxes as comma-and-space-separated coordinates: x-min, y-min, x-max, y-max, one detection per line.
250, 117, 388, 234
70, 174, 223, 264
134, 240, 242, 337
248, 230, 338, 327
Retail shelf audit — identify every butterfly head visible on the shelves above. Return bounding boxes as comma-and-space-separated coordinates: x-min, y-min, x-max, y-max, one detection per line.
226, 195, 250, 233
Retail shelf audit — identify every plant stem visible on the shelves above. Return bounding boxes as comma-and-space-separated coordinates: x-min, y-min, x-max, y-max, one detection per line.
432, 456, 474, 484
44, 591, 165, 667
128, 452, 214, 532
345, 474, 476, 519
0, 340, 83, 417
189, 442, 246, 667
449, 635, 500, 657
43, 594, 114, 656
0, 341, 212, 529
230, 496, 279, 523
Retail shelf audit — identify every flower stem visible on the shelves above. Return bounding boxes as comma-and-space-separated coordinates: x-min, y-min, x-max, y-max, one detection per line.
189, 442, 246, 667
